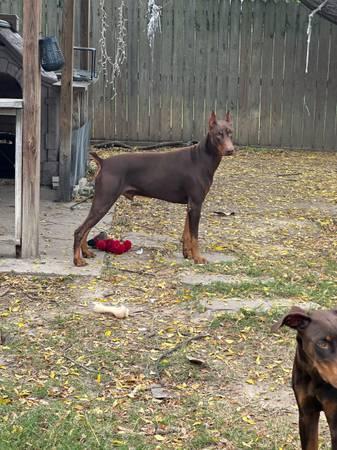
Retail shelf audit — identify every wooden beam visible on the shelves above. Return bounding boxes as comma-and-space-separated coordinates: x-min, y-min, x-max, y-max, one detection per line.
15, 108, 23, 253
80, 0, 91, 69
0, 99, 23, 109
21, 0, 41, 258
59, 0, 75, 202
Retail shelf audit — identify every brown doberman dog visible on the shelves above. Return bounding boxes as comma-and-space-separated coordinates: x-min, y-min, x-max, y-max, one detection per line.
273, 307, 337, 449
73, 111, 234, 266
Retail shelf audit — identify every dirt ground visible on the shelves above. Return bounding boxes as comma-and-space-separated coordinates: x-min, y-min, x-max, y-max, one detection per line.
0, 147, 336, 449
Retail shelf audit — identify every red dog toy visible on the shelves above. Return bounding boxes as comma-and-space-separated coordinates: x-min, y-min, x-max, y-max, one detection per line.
88, 233, 132, 255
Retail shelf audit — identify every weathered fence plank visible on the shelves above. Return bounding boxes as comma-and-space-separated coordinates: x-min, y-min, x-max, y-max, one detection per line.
227, 0, 241, 138
248, 0, 264, 145
182, 0, 195, 141
193, 0, 207, 139
127, 0, 139, 141
313, 19, 330, 150
259, 0, 275, 147
149, 0, 163, 141
171, 0, 184, 140
271, 0, 286, 147
281, 2, 298, 147
160, 1, 173, 141
291, 7, 307, 148
216, 0, 230, 120
324, 24, 337, 150
302, 15, 319, 149
238, 0, 252, 144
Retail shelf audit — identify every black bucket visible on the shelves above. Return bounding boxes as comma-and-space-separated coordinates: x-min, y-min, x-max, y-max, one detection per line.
39, 36, 65, 72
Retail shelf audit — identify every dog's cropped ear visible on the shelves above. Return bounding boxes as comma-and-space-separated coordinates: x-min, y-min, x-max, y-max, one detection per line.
272, 306, 311, 332
209, 111, 217, 129
225, 111, 233, 126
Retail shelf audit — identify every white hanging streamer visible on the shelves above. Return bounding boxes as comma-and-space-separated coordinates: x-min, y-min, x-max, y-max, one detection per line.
98, 0, 127, 98
147, 0, 162, 50
305, 0, 329, 73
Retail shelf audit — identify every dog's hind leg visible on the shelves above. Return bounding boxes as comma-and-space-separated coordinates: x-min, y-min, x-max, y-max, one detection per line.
74, 181, 122, 266
81, 229, 95, 258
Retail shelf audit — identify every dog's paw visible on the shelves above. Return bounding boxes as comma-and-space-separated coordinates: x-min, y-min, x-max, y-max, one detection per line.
74, 258, 88, 267
83, 250, 96, 259
193, 255, 208, 265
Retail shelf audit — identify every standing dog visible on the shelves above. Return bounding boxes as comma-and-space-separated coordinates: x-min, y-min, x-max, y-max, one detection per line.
73, 111, 234, 266
273, 307, 337, 449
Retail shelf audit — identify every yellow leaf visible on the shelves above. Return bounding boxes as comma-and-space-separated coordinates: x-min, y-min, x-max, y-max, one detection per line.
17, 322, 25, 328
0, 397, 11, 405
246, 379, 255, 385
242, 415, 255, 425
154, 435, 165, 441
105, 330, 112, 337
50, 371, 56, 379
96, 372, 101, 383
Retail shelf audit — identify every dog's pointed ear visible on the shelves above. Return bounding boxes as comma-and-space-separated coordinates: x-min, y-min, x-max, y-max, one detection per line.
208, 111, 217, 129
225, 111, 233, 126
272, 307, 311, 332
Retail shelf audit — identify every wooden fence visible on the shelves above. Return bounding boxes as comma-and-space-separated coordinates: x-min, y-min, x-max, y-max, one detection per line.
1, 0, 337, 149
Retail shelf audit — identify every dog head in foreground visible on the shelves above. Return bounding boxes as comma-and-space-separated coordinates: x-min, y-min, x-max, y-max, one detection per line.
273, 306, 337, 388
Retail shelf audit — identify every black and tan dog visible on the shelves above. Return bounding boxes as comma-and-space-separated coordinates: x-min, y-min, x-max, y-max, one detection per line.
273, 307, 337, 449
74, 112, 234, 266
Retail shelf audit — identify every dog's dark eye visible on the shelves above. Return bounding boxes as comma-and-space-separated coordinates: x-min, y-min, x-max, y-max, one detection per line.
316, 340, 330, 350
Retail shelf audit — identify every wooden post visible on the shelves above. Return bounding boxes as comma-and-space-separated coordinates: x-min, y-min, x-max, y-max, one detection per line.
21, 0, 41, 258
80, 0, 91, 69
59, 0, 75, 202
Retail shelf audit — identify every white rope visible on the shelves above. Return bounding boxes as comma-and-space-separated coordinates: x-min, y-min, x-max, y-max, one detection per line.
98, 0, 127, 98
147, 0, 162, 53
305, 0, 329, 73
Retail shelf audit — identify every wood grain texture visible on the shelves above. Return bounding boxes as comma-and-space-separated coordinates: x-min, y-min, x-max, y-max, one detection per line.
21, 0, 41, 257
59, 0, 75, 202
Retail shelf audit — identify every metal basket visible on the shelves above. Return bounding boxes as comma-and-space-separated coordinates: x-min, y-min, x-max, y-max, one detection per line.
39, 36, 65, 72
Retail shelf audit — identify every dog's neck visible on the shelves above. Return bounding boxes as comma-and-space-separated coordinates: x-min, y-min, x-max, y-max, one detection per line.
198, 135, 222, 170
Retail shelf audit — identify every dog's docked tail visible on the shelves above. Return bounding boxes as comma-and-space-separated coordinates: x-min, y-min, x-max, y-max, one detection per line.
90, 151, 103, 179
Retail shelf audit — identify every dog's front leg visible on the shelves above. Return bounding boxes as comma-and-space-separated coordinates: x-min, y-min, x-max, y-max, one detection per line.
324, 402, 337, 449
187, 202, 207, 264
297, 406, 320, 450
182, 212, 193, 259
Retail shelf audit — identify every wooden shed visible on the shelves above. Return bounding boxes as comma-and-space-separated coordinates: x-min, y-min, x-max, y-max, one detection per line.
0, 14, 91, 187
